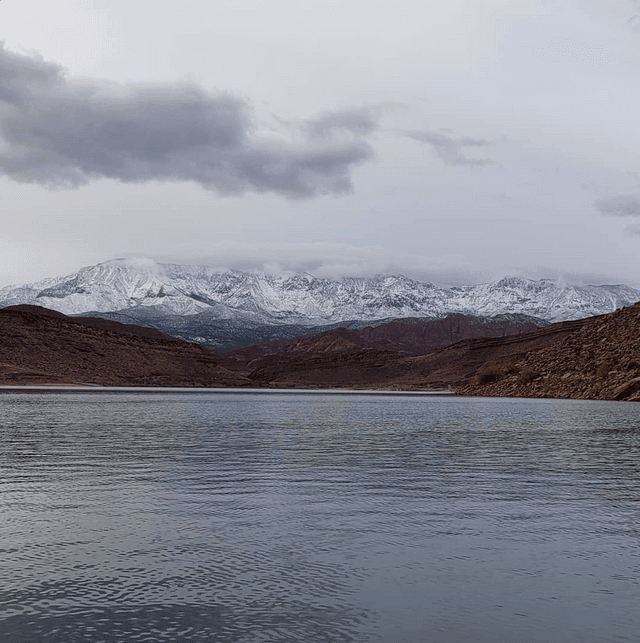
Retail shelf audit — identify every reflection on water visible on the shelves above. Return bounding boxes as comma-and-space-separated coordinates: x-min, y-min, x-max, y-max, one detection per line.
1, 393, 640, 642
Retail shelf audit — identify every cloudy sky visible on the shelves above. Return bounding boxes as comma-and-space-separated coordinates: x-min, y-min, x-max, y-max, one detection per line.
2, 0, 640, 287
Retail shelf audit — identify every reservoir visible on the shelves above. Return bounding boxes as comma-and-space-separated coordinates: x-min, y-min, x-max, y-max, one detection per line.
1, 392, 639, 642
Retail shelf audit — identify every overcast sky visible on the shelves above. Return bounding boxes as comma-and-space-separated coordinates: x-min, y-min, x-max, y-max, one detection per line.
2, 0, 640, 287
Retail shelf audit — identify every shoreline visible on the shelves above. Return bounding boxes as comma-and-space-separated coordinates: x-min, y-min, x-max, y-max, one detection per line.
0, 384, 454, 396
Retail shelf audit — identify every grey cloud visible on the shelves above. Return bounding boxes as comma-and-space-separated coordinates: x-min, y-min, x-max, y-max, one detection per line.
306, 108, 378, 140
624, 224, 640, 236
629, 14, 640, 31
405, 130, 492, 166
594, 194, 640, 217
459, 137, 490, 147
156, 241, 391, 279
0, 43, 374, 197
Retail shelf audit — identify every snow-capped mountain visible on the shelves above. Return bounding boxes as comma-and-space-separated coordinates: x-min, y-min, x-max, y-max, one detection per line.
0, 258, 638, 324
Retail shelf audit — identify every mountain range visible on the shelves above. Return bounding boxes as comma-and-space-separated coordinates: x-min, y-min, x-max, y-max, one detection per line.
1, 258, 638, 349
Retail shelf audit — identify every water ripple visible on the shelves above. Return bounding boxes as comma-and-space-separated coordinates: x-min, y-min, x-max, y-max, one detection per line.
2, 393, 640, 642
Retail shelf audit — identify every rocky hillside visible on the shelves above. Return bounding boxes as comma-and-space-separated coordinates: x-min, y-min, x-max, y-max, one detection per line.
241, 301, 640, 400
0, 305, 249, 387
238, 302, 640, 399
457, 303, 640, 401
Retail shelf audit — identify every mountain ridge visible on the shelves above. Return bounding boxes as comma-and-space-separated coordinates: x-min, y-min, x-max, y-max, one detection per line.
1, 259, 637, 331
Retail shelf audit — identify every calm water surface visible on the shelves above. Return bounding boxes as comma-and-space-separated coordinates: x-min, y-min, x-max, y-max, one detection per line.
1, 392, 639, 642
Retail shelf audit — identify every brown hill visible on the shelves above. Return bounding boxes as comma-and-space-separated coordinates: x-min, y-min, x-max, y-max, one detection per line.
229, 313, 547, 388
227, 313, 545, 365
0, 305, 250, 387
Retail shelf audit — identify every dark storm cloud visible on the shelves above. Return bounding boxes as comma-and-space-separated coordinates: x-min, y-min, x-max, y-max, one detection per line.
594, 195, 640, 217
0, 44, 374, 197
405, 130, 493, 166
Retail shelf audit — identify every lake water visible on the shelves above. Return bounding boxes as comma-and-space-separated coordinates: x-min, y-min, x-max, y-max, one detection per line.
1, 391, 639, 642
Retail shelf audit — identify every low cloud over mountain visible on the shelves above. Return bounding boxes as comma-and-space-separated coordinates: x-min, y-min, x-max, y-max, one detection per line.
0, 43, 375, 197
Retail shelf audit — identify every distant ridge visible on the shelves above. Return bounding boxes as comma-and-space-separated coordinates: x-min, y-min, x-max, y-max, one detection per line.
2, 304, 182, 342
226, 313, 549, 386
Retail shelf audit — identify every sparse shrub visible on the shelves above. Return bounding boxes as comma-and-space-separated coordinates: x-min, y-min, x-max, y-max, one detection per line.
475, 365, 503, 385
596, 362, 610, 378
502, 357, 519, 375
517, 367, 539, 384
627, 359, 639, 371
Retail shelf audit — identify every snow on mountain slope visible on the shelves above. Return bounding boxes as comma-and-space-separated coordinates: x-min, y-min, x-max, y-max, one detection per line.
0, 258, 638, 324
